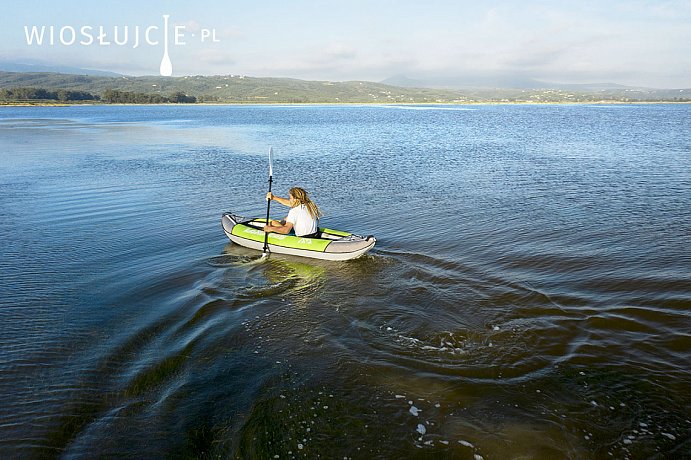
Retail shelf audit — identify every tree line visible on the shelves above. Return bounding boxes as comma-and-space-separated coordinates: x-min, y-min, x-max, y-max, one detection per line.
102, 89, 196, 103
0, 87, 198, 103
1, 87, 99, 101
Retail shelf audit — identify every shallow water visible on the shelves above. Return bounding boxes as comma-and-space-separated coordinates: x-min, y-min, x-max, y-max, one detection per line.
1, 104, 689, 458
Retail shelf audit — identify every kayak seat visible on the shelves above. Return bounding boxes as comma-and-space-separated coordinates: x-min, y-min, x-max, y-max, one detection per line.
300, 228, 322, 239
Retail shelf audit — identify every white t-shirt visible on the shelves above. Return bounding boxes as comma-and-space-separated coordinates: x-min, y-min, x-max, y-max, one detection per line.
286, 204, 318, 236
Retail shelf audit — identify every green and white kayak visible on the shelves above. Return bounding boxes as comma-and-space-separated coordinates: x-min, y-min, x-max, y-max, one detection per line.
221, 212, 376, 261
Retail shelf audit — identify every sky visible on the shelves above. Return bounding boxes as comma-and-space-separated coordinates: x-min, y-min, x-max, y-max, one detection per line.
1, 0, 690, 88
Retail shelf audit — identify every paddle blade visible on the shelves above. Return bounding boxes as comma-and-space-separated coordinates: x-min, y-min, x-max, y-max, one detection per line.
268, 147, 274, 177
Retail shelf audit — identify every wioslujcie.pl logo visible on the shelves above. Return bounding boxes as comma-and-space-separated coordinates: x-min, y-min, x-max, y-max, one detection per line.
23, 15, 220, 76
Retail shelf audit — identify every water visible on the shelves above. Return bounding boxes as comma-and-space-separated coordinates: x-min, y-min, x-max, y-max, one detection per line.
1, 104, 689, 458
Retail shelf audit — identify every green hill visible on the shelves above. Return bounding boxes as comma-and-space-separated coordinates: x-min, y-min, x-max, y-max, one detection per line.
0, 71, 469, 104
0, 71, 689, 104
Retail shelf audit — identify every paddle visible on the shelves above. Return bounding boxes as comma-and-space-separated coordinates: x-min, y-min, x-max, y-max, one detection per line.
159, 15, 173, 76
262, 147, 274, 256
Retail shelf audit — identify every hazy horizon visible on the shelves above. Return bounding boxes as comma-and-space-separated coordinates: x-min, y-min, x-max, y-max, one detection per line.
2, 1, 690, 89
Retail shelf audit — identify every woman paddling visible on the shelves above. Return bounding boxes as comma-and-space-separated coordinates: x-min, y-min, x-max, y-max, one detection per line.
263, 187, 324, 238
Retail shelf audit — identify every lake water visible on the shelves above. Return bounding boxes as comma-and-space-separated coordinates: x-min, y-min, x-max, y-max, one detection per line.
0, 104, 689, 458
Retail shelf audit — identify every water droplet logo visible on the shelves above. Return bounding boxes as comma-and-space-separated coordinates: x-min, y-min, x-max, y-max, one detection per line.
159, 14, 172, 76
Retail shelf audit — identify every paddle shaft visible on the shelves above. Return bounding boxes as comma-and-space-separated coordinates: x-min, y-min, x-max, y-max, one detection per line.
263, 175, 273, 253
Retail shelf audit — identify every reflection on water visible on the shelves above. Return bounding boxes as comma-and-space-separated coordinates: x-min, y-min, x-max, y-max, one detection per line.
0, 104, 689, 458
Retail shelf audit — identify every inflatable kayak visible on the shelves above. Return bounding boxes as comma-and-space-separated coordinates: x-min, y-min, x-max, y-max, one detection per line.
221, 212, 376, 261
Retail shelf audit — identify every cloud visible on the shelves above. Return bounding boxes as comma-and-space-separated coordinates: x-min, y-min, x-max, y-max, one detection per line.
323, 43, 357, 61
218, 26, 245, 40
194, 48, 235, 66
3, 2, 688, 87
175, 19, 202, 34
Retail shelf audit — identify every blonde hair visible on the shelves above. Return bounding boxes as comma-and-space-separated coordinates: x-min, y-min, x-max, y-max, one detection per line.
289, 187, 323, 219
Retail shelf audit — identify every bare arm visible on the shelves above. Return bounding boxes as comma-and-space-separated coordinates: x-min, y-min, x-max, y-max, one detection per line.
263, 220, 293, 234
266, 192, 291, 207
263, 193, 293, 233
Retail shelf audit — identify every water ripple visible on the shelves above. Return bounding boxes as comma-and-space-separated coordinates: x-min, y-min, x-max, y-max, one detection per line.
1, 104, 689, 457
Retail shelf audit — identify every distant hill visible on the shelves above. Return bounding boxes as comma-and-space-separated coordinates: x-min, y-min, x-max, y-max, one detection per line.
1, 71, 689, 103
0, 62, 122, 77
380, 74, 684, 93
381, 74, 549, 90
0, 71, 473, 103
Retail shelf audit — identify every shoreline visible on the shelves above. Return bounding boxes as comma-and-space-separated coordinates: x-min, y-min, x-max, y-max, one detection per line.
2, 100, 691, 108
